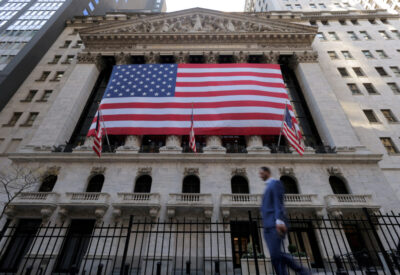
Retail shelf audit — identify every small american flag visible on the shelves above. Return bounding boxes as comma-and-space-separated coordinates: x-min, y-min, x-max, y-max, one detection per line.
282, 105, 304, 155
189, 106, 196, 152
92, 111, 103, 158
88, 63, 299, 137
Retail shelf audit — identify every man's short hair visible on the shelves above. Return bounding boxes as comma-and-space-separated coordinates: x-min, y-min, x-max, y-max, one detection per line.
260, 166, 271, 174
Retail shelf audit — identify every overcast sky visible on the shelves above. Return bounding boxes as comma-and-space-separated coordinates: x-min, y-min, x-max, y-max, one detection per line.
166, 0, 246, 12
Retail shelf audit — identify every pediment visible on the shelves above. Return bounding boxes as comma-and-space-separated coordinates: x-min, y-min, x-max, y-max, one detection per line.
80, 8, 316, 36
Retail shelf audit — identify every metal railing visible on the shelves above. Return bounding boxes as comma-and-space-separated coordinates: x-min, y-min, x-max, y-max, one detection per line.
0, 210, 399, 274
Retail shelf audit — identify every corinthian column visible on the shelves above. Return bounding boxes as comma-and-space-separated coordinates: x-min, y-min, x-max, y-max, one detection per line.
159, 135, 182, 154
202, 51, 226, 153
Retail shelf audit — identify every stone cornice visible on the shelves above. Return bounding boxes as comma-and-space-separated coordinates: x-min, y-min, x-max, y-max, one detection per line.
7, 152, 383, 165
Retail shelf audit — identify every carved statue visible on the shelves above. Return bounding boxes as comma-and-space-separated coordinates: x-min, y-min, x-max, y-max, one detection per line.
191, 15, 203, 32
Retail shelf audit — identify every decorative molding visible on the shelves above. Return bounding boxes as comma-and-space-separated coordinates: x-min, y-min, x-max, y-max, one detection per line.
327, 167, 342, 176
204, 51, 218, 64
184, 167, 199, 176
232, 168, 246, 176
290, 51, 319, 67
137, 167, 152, 176
175, 51, 188, 63
264, 51, 280, 63
145, 51, 159, 63
91, 166, 106, 175
279, 167, 294, 176
77, 52, 104, 70
236, 51, 248, 63
44, 166, 61, 177
114, 52, 131, 65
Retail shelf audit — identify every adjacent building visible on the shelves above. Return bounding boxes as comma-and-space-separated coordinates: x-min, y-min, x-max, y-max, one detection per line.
0, 5, 399, 275
0, 0, 166, 112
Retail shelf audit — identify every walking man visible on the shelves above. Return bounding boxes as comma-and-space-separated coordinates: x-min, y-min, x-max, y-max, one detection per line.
259, 166, 310, 275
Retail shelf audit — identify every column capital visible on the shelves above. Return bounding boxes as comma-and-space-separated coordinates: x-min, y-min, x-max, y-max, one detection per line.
114, 52, 131, 65
236, 51, 248, 63
77, 52, 104, 70
175, 51, 188, 64
145, 51, 159, 63
204, 51, 218, 64
290, 51, 319, 68
263, 51, 280, 64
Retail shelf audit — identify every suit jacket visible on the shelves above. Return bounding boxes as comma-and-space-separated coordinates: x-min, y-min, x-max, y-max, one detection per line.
260, 178, 287, 228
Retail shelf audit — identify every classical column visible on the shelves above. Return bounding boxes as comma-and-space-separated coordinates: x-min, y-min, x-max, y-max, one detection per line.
26, 52, 104, 152
202, 51, 226, 153
145, 51, 159, 63
114, 52, 131, 65
290, 51, 366, 152
160, 135, 182, 154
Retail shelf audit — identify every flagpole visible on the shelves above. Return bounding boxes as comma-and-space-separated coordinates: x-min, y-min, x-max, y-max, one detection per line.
97, 102, 111, 150
277, 101, 288, 148
191, 102, 196, 154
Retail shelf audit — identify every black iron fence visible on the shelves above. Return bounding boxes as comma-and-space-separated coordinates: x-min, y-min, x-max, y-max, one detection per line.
1, 209, 399, 275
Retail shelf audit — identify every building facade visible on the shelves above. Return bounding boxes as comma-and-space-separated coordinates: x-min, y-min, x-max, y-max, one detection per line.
0, 0, 166, 112
0, 7, 399, 274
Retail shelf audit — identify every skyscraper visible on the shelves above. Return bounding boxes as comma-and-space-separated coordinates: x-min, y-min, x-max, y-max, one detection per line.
0, 0, 166, 111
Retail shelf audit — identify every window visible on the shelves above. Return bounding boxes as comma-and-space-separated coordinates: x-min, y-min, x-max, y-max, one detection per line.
4, 112, 22, 126
353, 67, 365, 77
309, 20, 316, 25
39, 175, 57, 192
60, 40, 71, 48
0, 219, 41, 273
36, 71, 50, 81
73, 40, 83, 48
62, 55, 74, 64
381, 18, 388, 24
351, 19, 359, 25
329, 176, 349, 194
362, 50, 374, 59
231, 175, 249, 194
310, 3, 316, 8
280, 176, 299, 194
21, 112, 38, 126
319, 3, 326, 8
316, 32, 327, 41
339, 20, 347, 25
182, 175, 200, 193
387, 82, 400, 94
328, 51, 339, 59
48, 55, 61, 64
328, 32, 340, 40
321, 20, 329, 25
390, 66, 400, 77
295, 4, 301, 9
21, 90, 37, 102
360, 31, 372, 40
380, 137, 399, 154
391, 30, 400, 39
38, 90, 52, 102
363, 109, 379, 123
338, 67, 350, 77
347, 83, 361, 95
51, 71, 64, 81
376, 50, 388, 58
381, 109, 398, 123
342, 51, 353, 59
286, 4, 292, 9
368, 19, 377, 25
379, 30, 391, 39
347, 31, 359, 41
363, 83, 378, 94
376, 67, 389, 76
86, 174, 104, 192
134, 175, 152, 193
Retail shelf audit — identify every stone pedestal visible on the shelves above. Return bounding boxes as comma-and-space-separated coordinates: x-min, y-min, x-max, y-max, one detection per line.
159, 135, 182, 154
117, 135, 141, 153
203, 136, 226, 154
246, 136, 270, 154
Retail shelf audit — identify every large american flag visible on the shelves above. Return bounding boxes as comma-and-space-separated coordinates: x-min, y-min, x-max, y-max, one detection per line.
88, 63, 301, 137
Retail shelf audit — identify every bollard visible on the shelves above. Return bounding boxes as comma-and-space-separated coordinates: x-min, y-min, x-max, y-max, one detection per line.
214, 260, 220, 275
97, 263, 104, 275
186, 261, 191, 275
334, 255, 348, 275
25, 266, 33, 275
156, 262, 161, 275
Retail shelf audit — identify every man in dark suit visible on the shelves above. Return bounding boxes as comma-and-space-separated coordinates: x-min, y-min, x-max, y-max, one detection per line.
259, 166, 310, 275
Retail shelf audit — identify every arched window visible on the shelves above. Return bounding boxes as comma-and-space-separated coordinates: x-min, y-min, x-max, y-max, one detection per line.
280, 176, 299, 194
329, 176, 349, 194
134, 175, 152, 193
38, 175, 57, 192
182, 175, 200, 193
86, 174, 104, 192
231, 175, 249, 194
